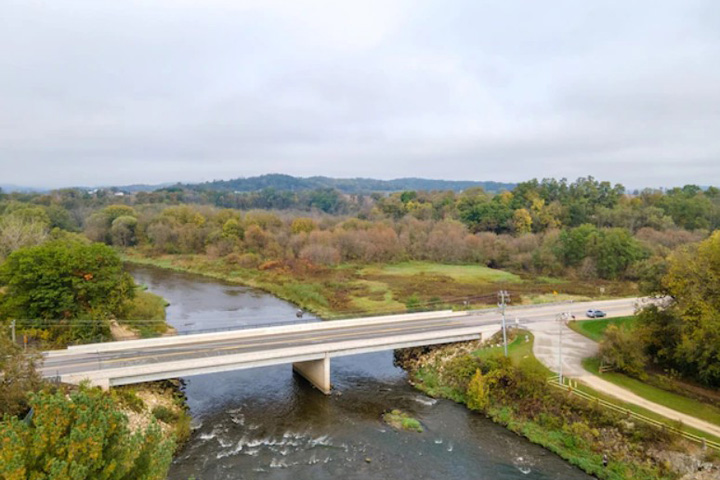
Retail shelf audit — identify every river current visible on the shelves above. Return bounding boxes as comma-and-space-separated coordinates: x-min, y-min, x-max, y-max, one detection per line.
129, 265, 592, 480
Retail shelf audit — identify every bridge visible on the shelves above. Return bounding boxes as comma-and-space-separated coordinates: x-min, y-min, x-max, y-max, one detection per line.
40, 298, 638, 394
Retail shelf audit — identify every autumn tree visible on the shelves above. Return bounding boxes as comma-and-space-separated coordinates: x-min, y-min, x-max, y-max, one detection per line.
0, 215, 49, 259
0, 385, 174, 480
639, 231, 720, 386
0, 333, 43, 417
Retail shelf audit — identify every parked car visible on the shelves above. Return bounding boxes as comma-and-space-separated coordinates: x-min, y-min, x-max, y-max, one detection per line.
586, 309, 606, 318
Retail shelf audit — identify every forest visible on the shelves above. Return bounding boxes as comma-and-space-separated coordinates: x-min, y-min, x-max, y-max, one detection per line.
1, 176, 719, 389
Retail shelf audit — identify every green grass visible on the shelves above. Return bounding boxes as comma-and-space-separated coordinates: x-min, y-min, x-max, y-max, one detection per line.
582, 357, 720, 429
123, 289, 169, 337
382, 409, 423, 433
348, 279, 406, 314
534, 276, 569, 284
360, 261, 522, 283
522, 293, 591, 305
568, 316, 637, 342
474, 330, 538, 365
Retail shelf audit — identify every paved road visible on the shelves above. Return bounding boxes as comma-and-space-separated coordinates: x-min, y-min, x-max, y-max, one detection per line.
40, 298, 639, 380
40, 315, 478, 377
531, 313, 720, 438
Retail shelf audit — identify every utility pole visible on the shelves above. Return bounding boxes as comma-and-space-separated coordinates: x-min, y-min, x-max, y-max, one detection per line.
498, 290, 510, 357
557, 312, 568, 385
10, 319, 16, 344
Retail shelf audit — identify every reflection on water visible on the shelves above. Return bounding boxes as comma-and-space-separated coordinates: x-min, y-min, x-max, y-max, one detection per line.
127, 264, 592, 480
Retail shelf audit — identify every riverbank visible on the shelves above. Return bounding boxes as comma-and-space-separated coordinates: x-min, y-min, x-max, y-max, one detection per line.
114, 379, 192, 449
122, 250, 632, 320
394, 332, 719, 480
120, 257, 703, 479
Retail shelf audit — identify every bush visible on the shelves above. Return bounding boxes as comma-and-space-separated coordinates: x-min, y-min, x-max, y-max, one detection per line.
152, 405, 178, 424
599, 325, 647, 378
115, 388, 145, 413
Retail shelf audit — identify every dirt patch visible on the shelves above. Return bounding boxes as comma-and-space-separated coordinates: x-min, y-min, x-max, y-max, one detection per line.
110, 320, 140, 341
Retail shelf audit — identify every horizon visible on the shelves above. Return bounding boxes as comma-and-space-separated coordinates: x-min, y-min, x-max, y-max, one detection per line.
0, 172, 710, 194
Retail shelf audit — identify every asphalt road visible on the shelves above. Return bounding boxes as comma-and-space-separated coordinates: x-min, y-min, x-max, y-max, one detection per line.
40, 297, 639, 379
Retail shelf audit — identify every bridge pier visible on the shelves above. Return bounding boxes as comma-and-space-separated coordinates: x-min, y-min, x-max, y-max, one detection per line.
292, 356, 331, 394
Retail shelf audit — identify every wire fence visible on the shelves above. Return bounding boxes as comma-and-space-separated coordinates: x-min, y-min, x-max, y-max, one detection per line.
547, 375, 720, 452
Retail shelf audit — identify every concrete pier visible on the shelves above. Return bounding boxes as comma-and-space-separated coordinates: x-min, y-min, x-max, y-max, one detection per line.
293, 356, 331, 394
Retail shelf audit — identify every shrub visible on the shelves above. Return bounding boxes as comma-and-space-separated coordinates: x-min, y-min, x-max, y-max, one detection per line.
599, 325, 647, 378
152, 405, 178, 423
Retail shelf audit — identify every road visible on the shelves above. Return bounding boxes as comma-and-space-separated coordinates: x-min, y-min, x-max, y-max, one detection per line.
40, 296, 720, 437
530, 307, 720, 438
40, 298, 638, 381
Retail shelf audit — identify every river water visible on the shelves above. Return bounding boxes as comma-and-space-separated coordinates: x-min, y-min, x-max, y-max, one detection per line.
129, 265, 593, 480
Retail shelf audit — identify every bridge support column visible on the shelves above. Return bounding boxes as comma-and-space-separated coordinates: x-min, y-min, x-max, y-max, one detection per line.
292, 356, 331, 394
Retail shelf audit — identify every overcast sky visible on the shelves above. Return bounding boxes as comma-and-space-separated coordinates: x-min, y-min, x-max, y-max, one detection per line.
2, 0, 719, 189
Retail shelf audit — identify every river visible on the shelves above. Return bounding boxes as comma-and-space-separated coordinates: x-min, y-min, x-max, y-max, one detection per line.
129, 265, 593, 480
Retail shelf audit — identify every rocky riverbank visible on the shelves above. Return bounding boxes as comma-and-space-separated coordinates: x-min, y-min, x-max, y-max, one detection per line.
394, 339, 720, 480
114, 379, 192, 450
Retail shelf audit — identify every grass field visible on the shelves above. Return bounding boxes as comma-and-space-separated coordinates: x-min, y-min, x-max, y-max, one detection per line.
361, 261, 523, 283
568, 316, 637, 342
123, 251, 638, 320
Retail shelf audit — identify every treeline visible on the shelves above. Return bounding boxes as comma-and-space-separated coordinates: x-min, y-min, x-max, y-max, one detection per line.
1, 177, 716, 283
3, 177, 720, 231
188, 173, 515, 194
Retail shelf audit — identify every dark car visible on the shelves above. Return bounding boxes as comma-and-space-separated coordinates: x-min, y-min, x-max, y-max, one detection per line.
586, 309, 606, 318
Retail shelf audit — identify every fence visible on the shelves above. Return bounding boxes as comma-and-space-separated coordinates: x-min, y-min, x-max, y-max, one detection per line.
547, 375, 720, 452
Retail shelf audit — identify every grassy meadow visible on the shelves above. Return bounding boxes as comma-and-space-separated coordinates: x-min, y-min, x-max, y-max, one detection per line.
123, 252, 633, 319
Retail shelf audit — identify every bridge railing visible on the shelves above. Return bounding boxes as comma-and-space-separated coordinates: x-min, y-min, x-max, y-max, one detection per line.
174, 318, 321, 336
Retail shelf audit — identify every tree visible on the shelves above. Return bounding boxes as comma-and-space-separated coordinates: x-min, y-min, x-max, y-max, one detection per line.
0, 215, 48, 259
0, 334, 43, 417
458, 196, 513, 233
599, 325, 647, 378
587, 228, 647, 280
0, 239, 135, 342
290, 217, 316, 234
0, 385, 174, 480
110, 215, 138, 247
555, 224, 597, 267
85, 205, 137, 244
510, 208, 533, 235
466, 369, 490, 412
639, 231, 720, 385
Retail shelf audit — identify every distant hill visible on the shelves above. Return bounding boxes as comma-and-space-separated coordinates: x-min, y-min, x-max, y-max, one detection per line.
0, 184, 45, 193
187, 174, 514, 194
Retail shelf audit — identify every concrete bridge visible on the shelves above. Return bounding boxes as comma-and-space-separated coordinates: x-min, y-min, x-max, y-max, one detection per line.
40, 298, 639, 394
41, 311, 486, 393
